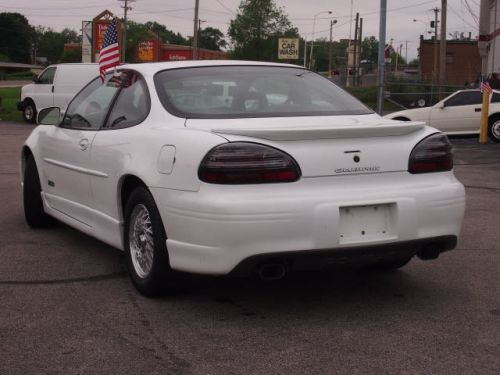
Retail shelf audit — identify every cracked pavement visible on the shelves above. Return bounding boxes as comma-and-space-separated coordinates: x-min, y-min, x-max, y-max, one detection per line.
1, 122, 499, 375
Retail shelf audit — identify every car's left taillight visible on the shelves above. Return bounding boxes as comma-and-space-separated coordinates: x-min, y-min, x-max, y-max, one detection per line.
198, 142, 301, 184
408, 133, 453, 174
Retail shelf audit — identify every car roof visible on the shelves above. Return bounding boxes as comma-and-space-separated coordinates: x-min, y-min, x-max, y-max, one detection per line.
116, 60, 304, 77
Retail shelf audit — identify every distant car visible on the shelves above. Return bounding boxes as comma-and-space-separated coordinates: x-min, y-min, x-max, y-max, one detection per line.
384, 89, 500, 142
22, 61, 465, 296
17, 63, 98, 123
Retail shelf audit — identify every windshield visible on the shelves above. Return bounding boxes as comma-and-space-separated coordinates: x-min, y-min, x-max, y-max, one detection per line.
154, 66, 373, 119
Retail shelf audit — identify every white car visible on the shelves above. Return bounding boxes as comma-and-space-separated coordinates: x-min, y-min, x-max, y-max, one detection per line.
384, 89, 500, 142
21, 61, 465, 296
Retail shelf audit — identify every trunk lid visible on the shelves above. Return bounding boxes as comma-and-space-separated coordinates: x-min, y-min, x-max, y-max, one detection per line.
186, 115, 434, 177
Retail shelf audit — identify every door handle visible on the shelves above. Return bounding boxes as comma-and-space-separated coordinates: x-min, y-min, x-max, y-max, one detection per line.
78, 138, 89, 151
474, 108, 481, 112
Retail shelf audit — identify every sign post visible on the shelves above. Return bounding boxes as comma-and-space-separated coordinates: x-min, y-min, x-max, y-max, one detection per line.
82, 21, 92, 63
479, 90, 490, 144
278, 38, 299, 60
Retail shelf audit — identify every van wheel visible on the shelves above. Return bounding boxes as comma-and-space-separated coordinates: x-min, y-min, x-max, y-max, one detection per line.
488, 115, 500, 142
23, 155, 56, 228
124, 187, 181, 296
22, 100, 37, 123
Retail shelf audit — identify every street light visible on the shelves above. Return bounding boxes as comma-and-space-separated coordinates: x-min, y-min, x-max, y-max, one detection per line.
328, 19, 338, 78
309, 10, 332, 69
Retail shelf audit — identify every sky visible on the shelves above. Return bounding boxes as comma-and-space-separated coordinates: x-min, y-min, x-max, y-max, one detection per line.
0, 0, 481, 61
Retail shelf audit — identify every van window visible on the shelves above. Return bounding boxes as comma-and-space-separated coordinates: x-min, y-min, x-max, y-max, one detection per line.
38, 67, 56, 84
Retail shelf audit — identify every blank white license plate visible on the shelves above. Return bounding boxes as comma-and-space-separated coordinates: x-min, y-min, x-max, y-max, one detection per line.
339, 204, 395, 244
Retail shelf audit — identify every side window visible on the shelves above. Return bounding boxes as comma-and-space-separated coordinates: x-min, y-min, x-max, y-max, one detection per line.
491, 93, 500, 103
445, 91, 482, 107
38, 67, 56, 84
61, 75, 121, 130
104, 72, 149, 129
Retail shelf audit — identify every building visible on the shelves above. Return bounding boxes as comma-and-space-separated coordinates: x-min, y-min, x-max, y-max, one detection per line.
136, 42, 226, 62
479, 0, 500, 75
419, 37, 481, 85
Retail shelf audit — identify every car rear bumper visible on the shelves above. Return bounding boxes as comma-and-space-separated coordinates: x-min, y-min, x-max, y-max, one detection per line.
228, 235, 457, 276
150, 171, 465, 275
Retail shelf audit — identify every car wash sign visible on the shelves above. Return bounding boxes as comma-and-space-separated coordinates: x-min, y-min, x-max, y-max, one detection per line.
278, 38, 299, 59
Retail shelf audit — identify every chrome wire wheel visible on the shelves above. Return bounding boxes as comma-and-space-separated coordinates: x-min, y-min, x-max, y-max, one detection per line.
128, 204, 154, 279
491, 119, 500, 141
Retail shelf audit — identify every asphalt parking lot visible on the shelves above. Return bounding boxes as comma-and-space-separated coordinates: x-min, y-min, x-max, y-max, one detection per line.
1, 121, 499, 375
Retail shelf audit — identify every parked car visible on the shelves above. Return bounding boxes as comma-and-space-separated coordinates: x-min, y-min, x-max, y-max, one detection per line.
384, 89, 500, 142
22, 61, 465, 296
17, 63, 98, 123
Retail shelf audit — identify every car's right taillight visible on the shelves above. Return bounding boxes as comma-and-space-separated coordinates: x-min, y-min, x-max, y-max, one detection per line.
198, 142, 301, 184
408, 133, 453, 174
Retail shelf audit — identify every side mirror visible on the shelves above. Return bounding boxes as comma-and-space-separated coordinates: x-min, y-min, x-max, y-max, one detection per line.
436, 103, 445, 109
37, 107, 61, 125
32, 75, 40, 83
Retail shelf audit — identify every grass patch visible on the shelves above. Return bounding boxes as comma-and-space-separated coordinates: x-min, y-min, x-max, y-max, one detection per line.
0, 87, 23, 122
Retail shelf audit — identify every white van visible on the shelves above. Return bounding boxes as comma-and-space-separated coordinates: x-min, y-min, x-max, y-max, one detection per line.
17, 63, 98, 123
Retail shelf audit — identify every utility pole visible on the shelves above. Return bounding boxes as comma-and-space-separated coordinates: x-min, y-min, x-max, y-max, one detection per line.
432, 7, 439, 86
357, 17, 363, 86
439, 0, 447, 97
198, 19, 206, 58
492, 1, 498, 73
119, 0, 134, 62
405, 40, 408, 66
376, 0, 387, 115
346, 0, 353, 86
353, 13, 359, 86
328, 20, 334, 78
192, 0, 200, 60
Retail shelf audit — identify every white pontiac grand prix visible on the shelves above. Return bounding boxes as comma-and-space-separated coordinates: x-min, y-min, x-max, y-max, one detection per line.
21, 61, 466, 296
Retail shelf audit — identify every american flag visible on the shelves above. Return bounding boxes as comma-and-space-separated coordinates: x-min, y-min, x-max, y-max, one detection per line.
480, 80, 493, 95
99, 18, 120, 82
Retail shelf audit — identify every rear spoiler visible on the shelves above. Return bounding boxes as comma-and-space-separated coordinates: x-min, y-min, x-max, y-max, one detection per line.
211, 121, 425, 141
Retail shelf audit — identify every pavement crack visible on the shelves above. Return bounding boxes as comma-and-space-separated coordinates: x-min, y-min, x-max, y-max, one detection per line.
464, 185, 500, 192
123, 288, 192, 373
0, 271, 126, 285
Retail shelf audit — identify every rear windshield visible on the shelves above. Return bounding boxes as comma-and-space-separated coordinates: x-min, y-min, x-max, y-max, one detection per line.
154, 65, 373, 119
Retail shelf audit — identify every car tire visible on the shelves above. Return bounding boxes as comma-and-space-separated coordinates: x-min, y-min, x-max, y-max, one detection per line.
22, 99, 37, 123
124, 187, 180, 296
488, 115, 500, 142
365, 256, 412, 272
23, 155, 56, 228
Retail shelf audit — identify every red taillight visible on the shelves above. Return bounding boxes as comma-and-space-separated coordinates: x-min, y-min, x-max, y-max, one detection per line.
409, 133, 453, 174
199, 142, 301, 184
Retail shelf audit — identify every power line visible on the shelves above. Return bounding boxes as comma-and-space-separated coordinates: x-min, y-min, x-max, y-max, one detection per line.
214, 0, 236, 15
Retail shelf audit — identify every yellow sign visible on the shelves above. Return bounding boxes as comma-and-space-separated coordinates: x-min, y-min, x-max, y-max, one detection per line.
278, 38, 299, 59
138, 41, 154, 62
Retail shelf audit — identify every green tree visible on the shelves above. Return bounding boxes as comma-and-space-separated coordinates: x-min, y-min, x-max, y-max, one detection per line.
34, 27, 80, 64
228, 0, 298, 61
0, 12, 32, 63
198, 27, 227, 51
144, 21, 189, 45
361, 36, 378, 63
60, 48, 82, 63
